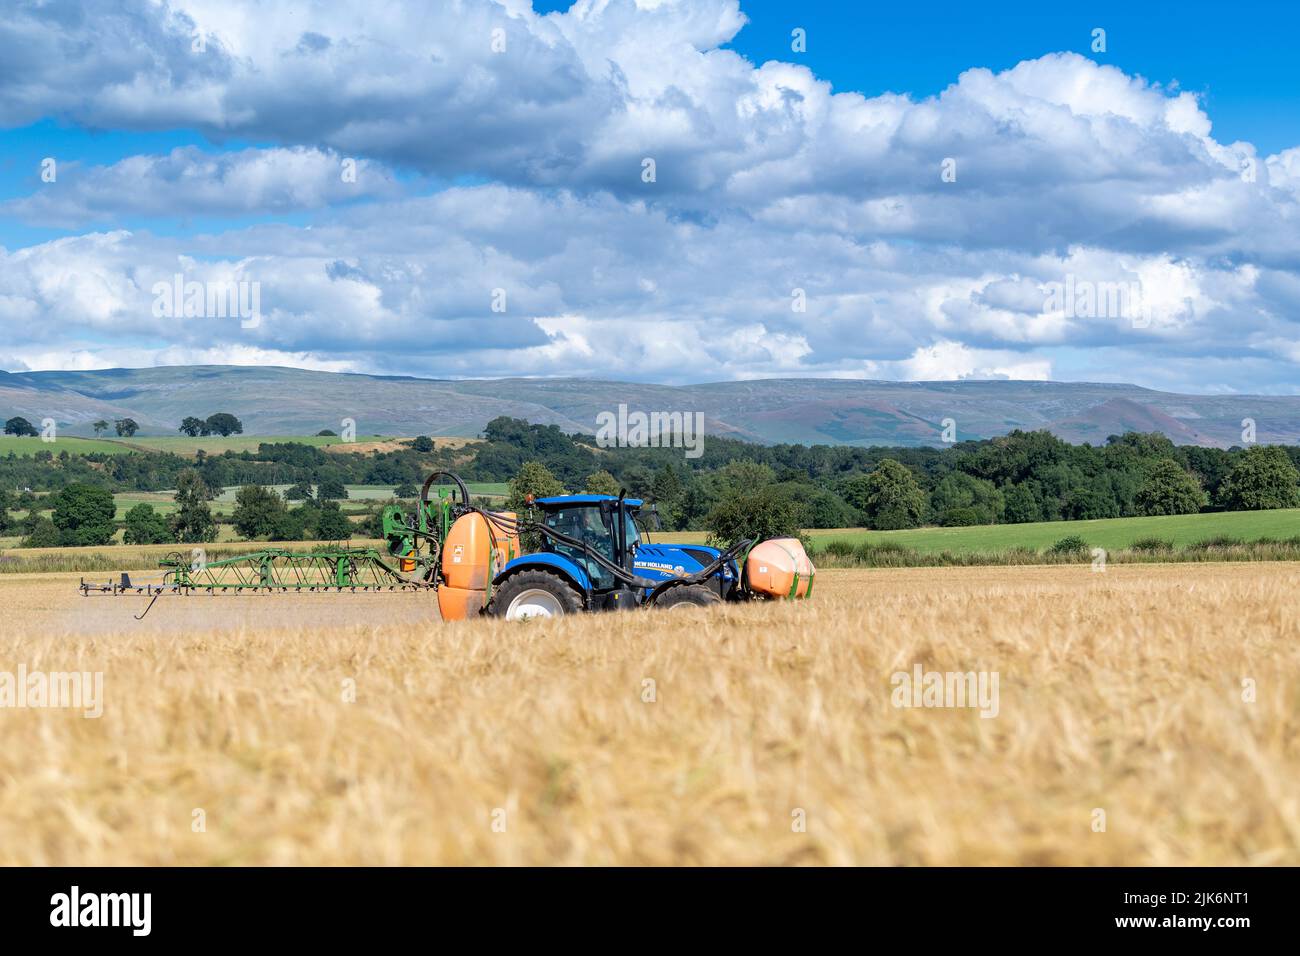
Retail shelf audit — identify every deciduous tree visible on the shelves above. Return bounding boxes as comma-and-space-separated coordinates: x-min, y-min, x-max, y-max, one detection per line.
1135, 459, 1208, 516
123, 503, 173, 544
1216, 446, 1300, 510
4, 417, 38, 437
51, 483, 117, 546
855, 459, 927, 530
231, 485, 287, 540
204, 413, 243, 437
584, 470, 621, 496
170, 470, 218, 543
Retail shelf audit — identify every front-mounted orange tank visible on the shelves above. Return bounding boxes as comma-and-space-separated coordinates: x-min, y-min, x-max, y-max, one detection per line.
744, 537, 815, 599
437, 584, 486, 620
436, 511, 522, 621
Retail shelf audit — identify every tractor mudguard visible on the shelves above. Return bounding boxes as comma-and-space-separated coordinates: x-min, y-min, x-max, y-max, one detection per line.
494, 552, 592, 594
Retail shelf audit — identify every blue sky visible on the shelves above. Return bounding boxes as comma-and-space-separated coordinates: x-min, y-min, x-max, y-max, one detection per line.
532, 0, 1300, 152
1, 0, 1297, 393
720, 1, 1300, 154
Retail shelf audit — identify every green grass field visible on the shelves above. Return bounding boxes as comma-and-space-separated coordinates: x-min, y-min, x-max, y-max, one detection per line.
648, 508, 1300, 553
0, 436, 137, 455
0, 434, 407, 456
122, 434, 399, 454
803, 508, 1300, 554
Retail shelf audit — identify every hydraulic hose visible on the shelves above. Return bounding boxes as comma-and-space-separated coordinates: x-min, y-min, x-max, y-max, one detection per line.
420, 470, 471, 510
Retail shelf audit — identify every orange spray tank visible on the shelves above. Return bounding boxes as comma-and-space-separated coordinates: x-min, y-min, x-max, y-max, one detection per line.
436, 511, 521, 621
744, 537, 815, 599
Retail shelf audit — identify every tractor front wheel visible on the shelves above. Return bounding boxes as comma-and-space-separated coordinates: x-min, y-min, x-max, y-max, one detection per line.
490, 570, 584, 620
653, 584, 722, 611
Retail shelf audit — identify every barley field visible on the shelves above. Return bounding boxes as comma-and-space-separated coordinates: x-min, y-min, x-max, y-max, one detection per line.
0, 562, 1296, 865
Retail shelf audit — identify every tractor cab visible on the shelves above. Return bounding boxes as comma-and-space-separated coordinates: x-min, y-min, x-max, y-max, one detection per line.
529, 494, 739, 602
534, 495, 643, 588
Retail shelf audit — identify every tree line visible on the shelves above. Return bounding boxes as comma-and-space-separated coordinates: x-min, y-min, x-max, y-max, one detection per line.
2, 411, 246, 439
3, 474, 358, 548
468, 418, 1300, 537
4, 416, 1300, 548
5, 416, 141, 437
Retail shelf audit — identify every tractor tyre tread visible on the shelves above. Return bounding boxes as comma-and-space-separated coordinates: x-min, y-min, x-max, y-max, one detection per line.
488, 569, 584, 618
653, 583, 723, 611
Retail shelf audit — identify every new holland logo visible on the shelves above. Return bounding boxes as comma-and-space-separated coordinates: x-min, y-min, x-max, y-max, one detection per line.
635, 560, 688, 575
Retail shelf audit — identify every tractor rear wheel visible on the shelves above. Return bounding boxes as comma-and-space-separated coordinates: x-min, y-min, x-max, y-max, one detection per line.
490, 570, 584, 620
653, 584, 722, 611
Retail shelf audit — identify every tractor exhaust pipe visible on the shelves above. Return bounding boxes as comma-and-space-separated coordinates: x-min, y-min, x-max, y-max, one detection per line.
617, 488, 630, 573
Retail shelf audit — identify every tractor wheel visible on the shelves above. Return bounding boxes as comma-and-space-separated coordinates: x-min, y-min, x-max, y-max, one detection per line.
490, 570, 584, 620
653, 584, 722, 612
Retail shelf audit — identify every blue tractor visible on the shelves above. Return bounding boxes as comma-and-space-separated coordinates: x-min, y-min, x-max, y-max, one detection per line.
486, 492, 748, 619
380, 471, 811, 621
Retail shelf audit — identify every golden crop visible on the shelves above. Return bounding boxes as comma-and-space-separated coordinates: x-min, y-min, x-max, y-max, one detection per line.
1, 563, 1296, 865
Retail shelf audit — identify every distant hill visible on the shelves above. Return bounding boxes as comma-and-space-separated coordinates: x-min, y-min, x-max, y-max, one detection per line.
2, 365, 1297, 448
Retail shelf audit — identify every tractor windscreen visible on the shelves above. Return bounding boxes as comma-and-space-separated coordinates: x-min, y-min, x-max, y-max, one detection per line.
543, 506, 605, 542
543, 507, 611, 586
541, 504, 639, 587
621, 511, 641, 549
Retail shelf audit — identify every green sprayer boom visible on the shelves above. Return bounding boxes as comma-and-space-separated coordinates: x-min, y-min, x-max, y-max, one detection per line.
80, 546, 430, 618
